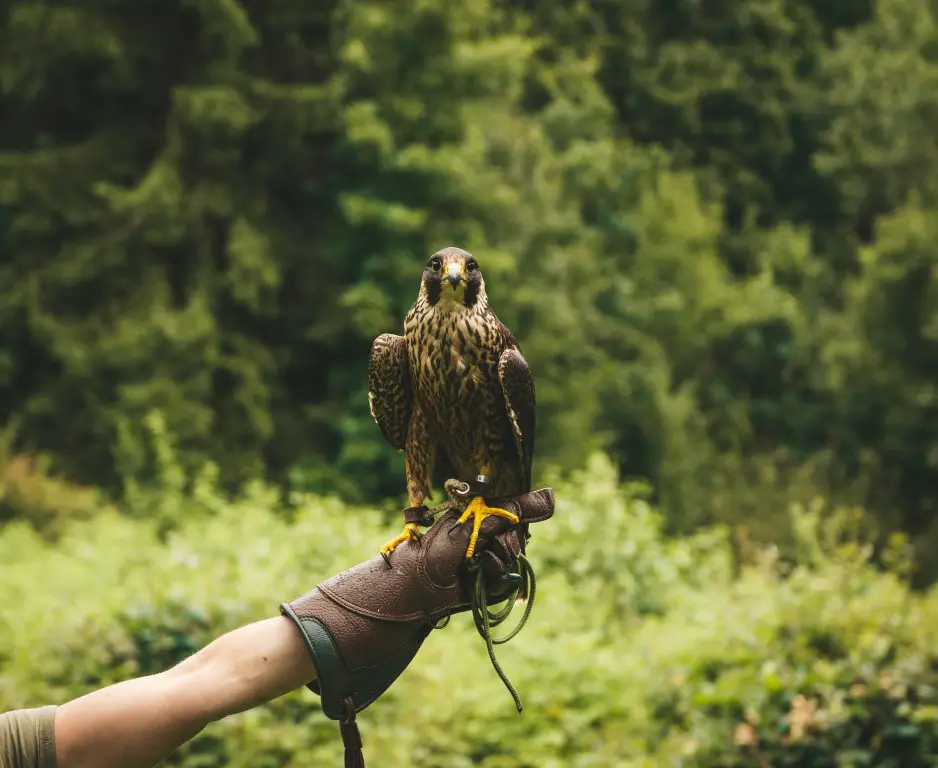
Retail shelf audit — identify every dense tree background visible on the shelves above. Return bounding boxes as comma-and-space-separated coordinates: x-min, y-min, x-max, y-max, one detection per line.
3, 0, 938, 560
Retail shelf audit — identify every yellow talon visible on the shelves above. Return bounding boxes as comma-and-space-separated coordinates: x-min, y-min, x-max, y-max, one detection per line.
379, 522, 421, 557
457, 496, 520, 559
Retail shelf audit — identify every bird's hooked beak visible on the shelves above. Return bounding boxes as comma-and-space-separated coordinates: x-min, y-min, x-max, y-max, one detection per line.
446, 262, 463, 289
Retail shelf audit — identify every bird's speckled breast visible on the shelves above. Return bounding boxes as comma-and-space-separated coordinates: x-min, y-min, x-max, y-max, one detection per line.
404, 300, 504, 457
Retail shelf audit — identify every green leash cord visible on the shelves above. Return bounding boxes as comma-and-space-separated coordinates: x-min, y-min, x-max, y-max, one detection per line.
466, 552, 537, 712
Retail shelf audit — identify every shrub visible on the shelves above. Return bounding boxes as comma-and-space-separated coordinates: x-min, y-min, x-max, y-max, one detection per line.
0, 449, 102, 537
1, 453, 937, 766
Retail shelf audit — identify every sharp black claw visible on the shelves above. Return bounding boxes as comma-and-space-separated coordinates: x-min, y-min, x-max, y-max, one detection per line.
381, 550, 392, 567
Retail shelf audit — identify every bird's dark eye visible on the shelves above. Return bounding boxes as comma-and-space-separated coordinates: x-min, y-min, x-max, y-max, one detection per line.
429, 258, 442, 272
466, 260, 478, 273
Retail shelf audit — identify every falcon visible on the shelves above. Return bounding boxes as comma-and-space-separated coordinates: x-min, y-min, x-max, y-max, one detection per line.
368, 246, 536, 560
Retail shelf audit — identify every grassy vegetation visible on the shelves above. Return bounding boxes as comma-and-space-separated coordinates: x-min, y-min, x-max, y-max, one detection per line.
3, 449, 936, 767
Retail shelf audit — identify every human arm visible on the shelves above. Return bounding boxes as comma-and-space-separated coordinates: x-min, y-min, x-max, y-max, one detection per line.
53, 616, 316, 768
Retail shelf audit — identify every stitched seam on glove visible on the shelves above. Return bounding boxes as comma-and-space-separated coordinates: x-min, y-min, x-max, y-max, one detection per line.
317, 584, 432, 623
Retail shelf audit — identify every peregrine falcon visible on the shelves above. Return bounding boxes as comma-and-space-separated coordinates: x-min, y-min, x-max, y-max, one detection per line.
368, 246, 536, 559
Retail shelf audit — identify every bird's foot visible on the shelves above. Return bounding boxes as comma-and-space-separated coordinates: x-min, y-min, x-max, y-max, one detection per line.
379, 523, 422, 563
456, 496, 520, 559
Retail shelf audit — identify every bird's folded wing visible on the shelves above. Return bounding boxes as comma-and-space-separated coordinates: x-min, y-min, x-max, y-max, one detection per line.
498, 347, 536, 492
368, 333, 412, 452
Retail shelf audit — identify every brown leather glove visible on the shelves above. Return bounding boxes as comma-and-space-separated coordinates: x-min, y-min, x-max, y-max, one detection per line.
279, 485, 554, 768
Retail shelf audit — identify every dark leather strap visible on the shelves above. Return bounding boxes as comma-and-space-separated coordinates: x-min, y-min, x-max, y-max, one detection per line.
403, 505, 433, 525
341, 698, 365, 768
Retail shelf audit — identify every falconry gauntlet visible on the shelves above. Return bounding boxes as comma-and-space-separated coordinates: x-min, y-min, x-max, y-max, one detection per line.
280, 485, 554, 767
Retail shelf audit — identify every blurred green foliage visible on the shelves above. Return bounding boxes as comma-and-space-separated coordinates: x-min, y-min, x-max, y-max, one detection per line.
3, 0, 938, 575
3, 449, 938, 767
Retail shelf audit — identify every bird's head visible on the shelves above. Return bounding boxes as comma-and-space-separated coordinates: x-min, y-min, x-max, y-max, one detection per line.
420, 246, 486, 309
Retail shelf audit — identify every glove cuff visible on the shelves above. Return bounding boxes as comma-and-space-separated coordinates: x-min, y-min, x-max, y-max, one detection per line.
279, 594, 431, 720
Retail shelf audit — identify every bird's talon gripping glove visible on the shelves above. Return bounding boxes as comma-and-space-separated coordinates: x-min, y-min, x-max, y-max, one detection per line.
279, 486, 554, 768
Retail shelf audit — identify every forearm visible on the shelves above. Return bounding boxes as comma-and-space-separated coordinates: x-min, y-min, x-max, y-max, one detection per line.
54, 616, 317, 768
170, 615, 318, 720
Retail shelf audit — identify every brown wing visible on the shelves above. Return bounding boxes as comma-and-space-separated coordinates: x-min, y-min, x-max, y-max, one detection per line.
368, 333, 412, 451
498, 342, 536, 493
